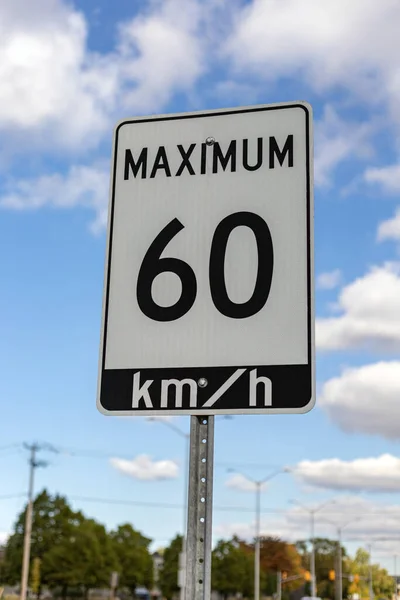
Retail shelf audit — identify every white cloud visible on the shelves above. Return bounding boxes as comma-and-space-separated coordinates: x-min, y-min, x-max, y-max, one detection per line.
365, 164, 400, 194
0, 163, 109, 233
319, 361, 400, 440
214, 515, 306, 542
314, 106, 374, 187
116, 0, 206, 114
0, 0, 116, 150
294, 455, 400, 493
378, 209, 400, 242
226, 474, 267, 493
316, 263, 400, 351
225, 0, 400, 119
110, 454, 179, 481
215, 496, 400, 545
317, 269, 342, 290
0, 0, 209, 152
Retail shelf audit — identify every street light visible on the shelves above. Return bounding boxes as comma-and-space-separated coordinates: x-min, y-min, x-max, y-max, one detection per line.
322, 516, 362, 600
368, 543, 373, 600
228, 467, 291, 600
289, 498, 336, 598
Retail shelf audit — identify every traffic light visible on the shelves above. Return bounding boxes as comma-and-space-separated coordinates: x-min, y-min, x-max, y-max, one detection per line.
329, 570, 335, 581
304, 571, 311, 581
354, 574, 360, 584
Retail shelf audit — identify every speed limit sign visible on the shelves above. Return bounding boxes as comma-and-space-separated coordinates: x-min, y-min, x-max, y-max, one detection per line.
97, 102, 314, 415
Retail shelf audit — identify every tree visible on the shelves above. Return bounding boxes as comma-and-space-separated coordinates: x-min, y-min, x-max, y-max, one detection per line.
30, 558, 41, 596
4, 490, 84, 586
258, 537, 304, 595
345, 548, 394, 600
296, 537, 346, 598
110, 524, 153, 598
212, 537, 253, 599
159, 535, 182, 600
43, 519, 118, 599
0, 545, 6, 583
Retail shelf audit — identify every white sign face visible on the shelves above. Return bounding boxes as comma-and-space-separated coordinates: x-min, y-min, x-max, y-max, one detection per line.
97, 102, 314, 415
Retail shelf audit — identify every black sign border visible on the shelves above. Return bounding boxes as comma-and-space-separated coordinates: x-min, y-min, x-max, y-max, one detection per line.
98, 103, 314, 416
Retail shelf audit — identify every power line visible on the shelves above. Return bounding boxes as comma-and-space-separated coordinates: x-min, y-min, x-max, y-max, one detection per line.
216, 462, 283, 470
67, 495, 400, 517
0, 493, 26, 500
0, 443, 22, 456
49, 448, 285, 472
0, 449, 23, 459
0, 439, 285, 476
69, 494, 281, 513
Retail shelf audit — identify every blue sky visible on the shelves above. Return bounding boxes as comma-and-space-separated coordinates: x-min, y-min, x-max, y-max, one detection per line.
2, 0, 400, 574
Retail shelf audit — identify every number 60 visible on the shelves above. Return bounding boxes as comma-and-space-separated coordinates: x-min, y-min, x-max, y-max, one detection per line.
136, 211, 274, 321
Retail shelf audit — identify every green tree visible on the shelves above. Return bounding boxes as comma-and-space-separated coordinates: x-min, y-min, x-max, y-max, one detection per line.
296, 537, 346, 598
0, 545, 6, 583
43, 519, 118, 599
212, 537, 253, 599
30, 558, 41, 596
158, 535, 182, 600
4, 490, 84, 586
110, 524, 153, 598
345, 548, 394, 600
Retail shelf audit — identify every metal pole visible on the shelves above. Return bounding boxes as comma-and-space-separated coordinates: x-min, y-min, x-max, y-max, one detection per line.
310, 512, 316, 598
20, 445, 37, 600
185, 416, 214, 600
255, 483, 261, 600
368, 545, 373, 600
337, 528, 342, 600
277, 571, 282, 600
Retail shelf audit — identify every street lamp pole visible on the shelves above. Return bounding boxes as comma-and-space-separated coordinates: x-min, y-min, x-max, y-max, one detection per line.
368, 544, 373, 600
310, 511, 316, 598
337, 527, 343, 600
228, 467, 289, 600
255, 482, 261, 600
322, 516, 362, 600
290, 499, 336, 599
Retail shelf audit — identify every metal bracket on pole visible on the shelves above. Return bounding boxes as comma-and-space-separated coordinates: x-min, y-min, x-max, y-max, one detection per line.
185, 416, 215, 600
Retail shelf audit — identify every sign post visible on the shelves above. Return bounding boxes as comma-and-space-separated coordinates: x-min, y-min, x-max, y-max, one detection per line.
185, 416, 214, 600
98, 102, 314, 600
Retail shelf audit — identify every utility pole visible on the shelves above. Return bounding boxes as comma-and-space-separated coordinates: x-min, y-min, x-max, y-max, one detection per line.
368, 544, 373, 600
290, 499, 336, 598
322, 516, 362, 600
228, 467, 290, 600
337, 528, 342, 600
255, 482, 261, 600
20, 443, 53, 600
310, 511, 316, 598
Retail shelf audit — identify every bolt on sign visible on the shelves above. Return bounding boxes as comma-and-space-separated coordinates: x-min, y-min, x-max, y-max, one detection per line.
97, 102, 315, 416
